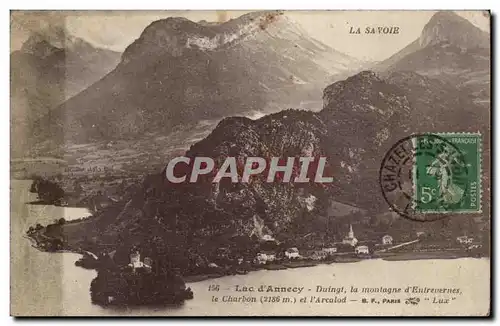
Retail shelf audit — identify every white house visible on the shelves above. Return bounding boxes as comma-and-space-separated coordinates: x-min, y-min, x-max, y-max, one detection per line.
262, 234, 275, 242
322, 247, 338, 255
128, 250, 151, 272
255, 252, 276, 264
285, 247, 300, 259
382, 235, 393, 245
355, 245, 369, 255
265, 253, 276, 261
456, 236, 473, 244
342, 224, 358, 247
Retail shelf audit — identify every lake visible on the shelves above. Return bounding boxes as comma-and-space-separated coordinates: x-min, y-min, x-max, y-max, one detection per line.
10, 180, 490, 316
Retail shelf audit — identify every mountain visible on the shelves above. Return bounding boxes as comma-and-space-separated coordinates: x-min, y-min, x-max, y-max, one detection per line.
319, 71, 412, 208
372, 12, 491, 210
34, 11, 362, 147
386, 70, 489, 129
63, 109, 335, 267
11, 32, 121, 156
376, 11, 490, 104
419, 11, 489, 49
71, 71, 486, 242
323, 70, 489, 210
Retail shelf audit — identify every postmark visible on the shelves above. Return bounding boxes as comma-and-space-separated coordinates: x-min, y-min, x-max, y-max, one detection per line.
379, 133, 482, 221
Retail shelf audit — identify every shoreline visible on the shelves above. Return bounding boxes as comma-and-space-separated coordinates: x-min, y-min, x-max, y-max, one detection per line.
183, 253, 487, 284
374, 250, 482, 261
24, 234, 84, 256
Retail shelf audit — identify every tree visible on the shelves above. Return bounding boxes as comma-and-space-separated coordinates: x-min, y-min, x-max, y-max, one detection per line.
73, 181, 84, 196
31, 178, 65, 204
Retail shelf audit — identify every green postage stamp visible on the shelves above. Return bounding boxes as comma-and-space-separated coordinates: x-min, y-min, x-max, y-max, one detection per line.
380, 132, 482, 220
414, 133, 482, 214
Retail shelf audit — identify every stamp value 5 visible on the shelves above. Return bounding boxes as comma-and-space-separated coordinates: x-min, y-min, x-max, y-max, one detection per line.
415, 133, 481, 214
380, 133, 482, 221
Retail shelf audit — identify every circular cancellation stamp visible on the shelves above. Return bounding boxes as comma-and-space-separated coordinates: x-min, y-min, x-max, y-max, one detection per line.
379, 133, 482, 222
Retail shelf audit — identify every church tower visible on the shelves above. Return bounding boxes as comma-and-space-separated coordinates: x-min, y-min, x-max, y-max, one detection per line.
342, 224, 358, 247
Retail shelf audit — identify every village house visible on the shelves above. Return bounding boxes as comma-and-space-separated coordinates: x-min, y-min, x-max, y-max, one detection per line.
128, 250, 151, 272
382, 235, 393, 245
335, 243, 356, 253
216, 247, 231, 259
262, 234, 276, 242
456, 236, 474, 245
322, 247, 338, 255
355, 245, 369, 255
468, 244, 482, 250
285, 247, 300, 259
143, 257, 153, 267
254, 252, 276, 264
311, 250, 328, 261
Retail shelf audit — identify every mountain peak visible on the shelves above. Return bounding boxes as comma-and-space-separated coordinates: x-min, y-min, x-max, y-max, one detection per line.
121, 11, 288, 62
419, 11, 489, 49
143, 17, 215, 37
321, 70, 409, 117
322, 70, 383, 104
20, 34, 61, 58
19, 30, 112, 60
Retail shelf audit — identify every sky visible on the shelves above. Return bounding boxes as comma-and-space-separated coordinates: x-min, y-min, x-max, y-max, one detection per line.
10, 10, 490, 62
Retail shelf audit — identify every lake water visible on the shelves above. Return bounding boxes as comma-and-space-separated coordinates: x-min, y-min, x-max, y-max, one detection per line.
11, 180, 490, 316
